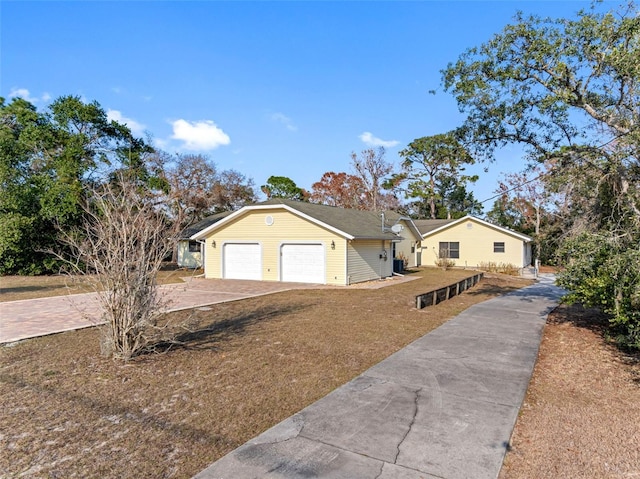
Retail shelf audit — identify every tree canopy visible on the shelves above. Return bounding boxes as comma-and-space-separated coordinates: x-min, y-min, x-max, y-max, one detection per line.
154, 152, 256, 223
390, 133, 477, 219
310, 171, 366, 209
0, 95, 154, 274
261, 175, 307, 201
443, 3, 640, 161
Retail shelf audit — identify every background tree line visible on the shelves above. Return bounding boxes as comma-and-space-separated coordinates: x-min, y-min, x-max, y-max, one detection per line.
265, 143, 482, 219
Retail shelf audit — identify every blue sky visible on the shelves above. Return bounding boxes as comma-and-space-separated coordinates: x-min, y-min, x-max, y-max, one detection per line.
2, 1, 593, 209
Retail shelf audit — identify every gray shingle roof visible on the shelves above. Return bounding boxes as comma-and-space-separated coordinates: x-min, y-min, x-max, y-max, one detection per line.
259, 199, 398, 239
180, 211, 233, 239
412, 219, 458, 235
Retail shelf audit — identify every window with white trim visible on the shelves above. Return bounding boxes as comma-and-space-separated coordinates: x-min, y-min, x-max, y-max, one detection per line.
439, 242, 459, 259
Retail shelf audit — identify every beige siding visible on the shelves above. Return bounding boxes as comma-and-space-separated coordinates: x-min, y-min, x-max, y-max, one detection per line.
421, 219, 530, 268
177, 240, 202, 268
393, 221, 421, 268
347, 240, 392, 284
202, 209, 346, 285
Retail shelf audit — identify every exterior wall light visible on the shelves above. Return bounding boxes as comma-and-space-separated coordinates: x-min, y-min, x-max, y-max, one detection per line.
212, 240, 216, 248
331, 240, 335, 250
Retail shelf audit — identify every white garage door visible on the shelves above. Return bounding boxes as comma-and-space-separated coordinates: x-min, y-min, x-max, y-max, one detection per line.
281, 244, 325, 284
223, 243, 261, 280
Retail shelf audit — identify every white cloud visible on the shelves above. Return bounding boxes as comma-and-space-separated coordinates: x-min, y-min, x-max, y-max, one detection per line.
107, 109, 146, 137
359, 131, 400, 148
8, 88, 36, 102
8, 88, 51, 104
153, 137, 169, 150
271, 112, 297, 131
170, 119, 230, 151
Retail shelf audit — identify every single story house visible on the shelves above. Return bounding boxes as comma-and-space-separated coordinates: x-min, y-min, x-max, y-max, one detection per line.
190, 199, 422, 285
414, 215, 533, 270
177, 212, 232, 268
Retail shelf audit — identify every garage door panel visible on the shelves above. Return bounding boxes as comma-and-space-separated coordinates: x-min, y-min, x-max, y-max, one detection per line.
223, 243, 261, 280
281, 244, 325, 284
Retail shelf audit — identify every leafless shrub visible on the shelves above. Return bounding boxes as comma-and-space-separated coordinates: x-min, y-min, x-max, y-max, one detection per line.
397, 251, 409, 270
478, 261, 520, 276
57, 175, 181, 360
434, 257, 456, 270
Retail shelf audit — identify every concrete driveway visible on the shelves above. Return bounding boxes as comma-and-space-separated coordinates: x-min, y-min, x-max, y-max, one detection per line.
0, 278, 319, 344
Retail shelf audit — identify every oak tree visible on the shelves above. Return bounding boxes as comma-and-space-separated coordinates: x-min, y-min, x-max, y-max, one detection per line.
0, 95, 154, 274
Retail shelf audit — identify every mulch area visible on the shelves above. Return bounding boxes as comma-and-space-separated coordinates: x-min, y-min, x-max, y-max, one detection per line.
500, 303, 640, 478
1, 270, 529, 479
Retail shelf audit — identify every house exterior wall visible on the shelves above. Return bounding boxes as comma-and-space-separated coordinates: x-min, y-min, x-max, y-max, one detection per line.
177, 240, 202, 268
201, 208, 347, 285
420, 219, 530, 268
393, 221, 421, 268
347, 240, 392, 284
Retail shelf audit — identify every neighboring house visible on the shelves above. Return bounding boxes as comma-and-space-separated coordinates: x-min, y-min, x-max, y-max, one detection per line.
190, 199, 422, 285
415, 215, 532, 270
177, 212, 232, 268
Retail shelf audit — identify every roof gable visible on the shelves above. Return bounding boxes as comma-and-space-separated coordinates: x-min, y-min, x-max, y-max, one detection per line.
191, 199, 417, 241
419, 215, 533, 242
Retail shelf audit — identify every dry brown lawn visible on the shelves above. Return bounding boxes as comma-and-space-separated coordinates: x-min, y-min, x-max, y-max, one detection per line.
501, 304, 640, 479
1, 269, 527, 479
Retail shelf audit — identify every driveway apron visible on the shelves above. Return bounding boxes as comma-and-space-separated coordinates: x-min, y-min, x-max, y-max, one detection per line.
194, 276, 564, 479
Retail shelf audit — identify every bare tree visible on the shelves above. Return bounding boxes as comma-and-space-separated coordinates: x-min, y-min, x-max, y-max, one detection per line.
211, 169, 257, 211
350, 147, 398, 211
58, 174, 179, 360
167, 153, 219, 220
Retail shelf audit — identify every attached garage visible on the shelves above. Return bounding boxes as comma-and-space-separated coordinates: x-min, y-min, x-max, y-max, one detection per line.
191, 199, 420, 286
223, 243, 261, 280
281, 243, 325, 284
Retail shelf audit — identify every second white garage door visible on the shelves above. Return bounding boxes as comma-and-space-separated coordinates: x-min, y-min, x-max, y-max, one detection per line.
223, 243, 262, 280
281, 243, 325, 284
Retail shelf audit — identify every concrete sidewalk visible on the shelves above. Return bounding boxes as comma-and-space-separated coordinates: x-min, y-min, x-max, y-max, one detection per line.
194, 276, 563, 479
